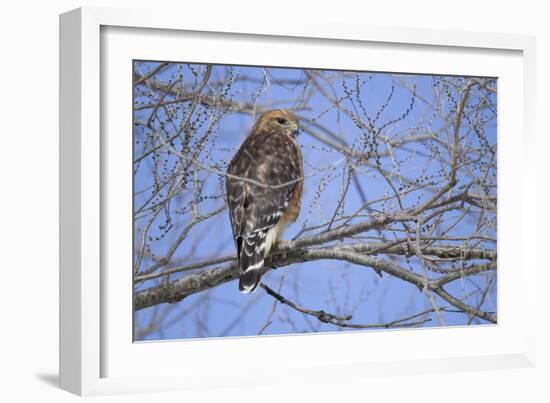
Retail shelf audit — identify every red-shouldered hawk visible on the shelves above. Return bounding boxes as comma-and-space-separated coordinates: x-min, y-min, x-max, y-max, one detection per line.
226, 110, 304, 294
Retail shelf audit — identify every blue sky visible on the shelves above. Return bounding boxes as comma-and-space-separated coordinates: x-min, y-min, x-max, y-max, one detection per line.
133, 62, 497, 340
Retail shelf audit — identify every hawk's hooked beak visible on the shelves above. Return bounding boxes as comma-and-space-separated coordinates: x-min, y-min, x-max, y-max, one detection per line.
291, 123, 300, 137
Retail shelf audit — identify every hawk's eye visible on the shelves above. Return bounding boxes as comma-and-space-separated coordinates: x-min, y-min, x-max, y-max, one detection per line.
276, 118, 287, 125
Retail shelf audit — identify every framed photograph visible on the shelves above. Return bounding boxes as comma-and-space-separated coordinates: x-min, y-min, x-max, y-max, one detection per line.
60, 6, 536, 396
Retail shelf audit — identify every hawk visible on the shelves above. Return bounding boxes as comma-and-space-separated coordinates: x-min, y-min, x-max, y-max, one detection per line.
226, 110, 304, 294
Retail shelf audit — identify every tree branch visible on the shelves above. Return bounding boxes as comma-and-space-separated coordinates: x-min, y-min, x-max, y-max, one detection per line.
134, 243, 496, 325
259, 283, 432, 329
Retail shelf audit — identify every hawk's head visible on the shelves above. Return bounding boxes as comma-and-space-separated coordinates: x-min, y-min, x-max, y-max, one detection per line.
253, 109, 300, 138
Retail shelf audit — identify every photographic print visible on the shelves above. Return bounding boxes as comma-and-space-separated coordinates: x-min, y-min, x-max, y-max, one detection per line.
133, 61, 497, 341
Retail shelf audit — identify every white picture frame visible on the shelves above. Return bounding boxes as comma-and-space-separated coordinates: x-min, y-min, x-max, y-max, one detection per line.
59, 6, 537, 396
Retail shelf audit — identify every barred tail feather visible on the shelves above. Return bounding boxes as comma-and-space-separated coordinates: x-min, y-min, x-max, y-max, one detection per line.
238, 262, 263, 294
238, 231, 267, 294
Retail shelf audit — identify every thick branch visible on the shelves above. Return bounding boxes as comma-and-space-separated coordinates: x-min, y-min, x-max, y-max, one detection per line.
134, 241, 495, 284
134, 244, 496, 324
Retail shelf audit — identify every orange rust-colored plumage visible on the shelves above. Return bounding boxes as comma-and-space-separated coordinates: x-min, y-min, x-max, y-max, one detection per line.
226, 110, 304, 293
